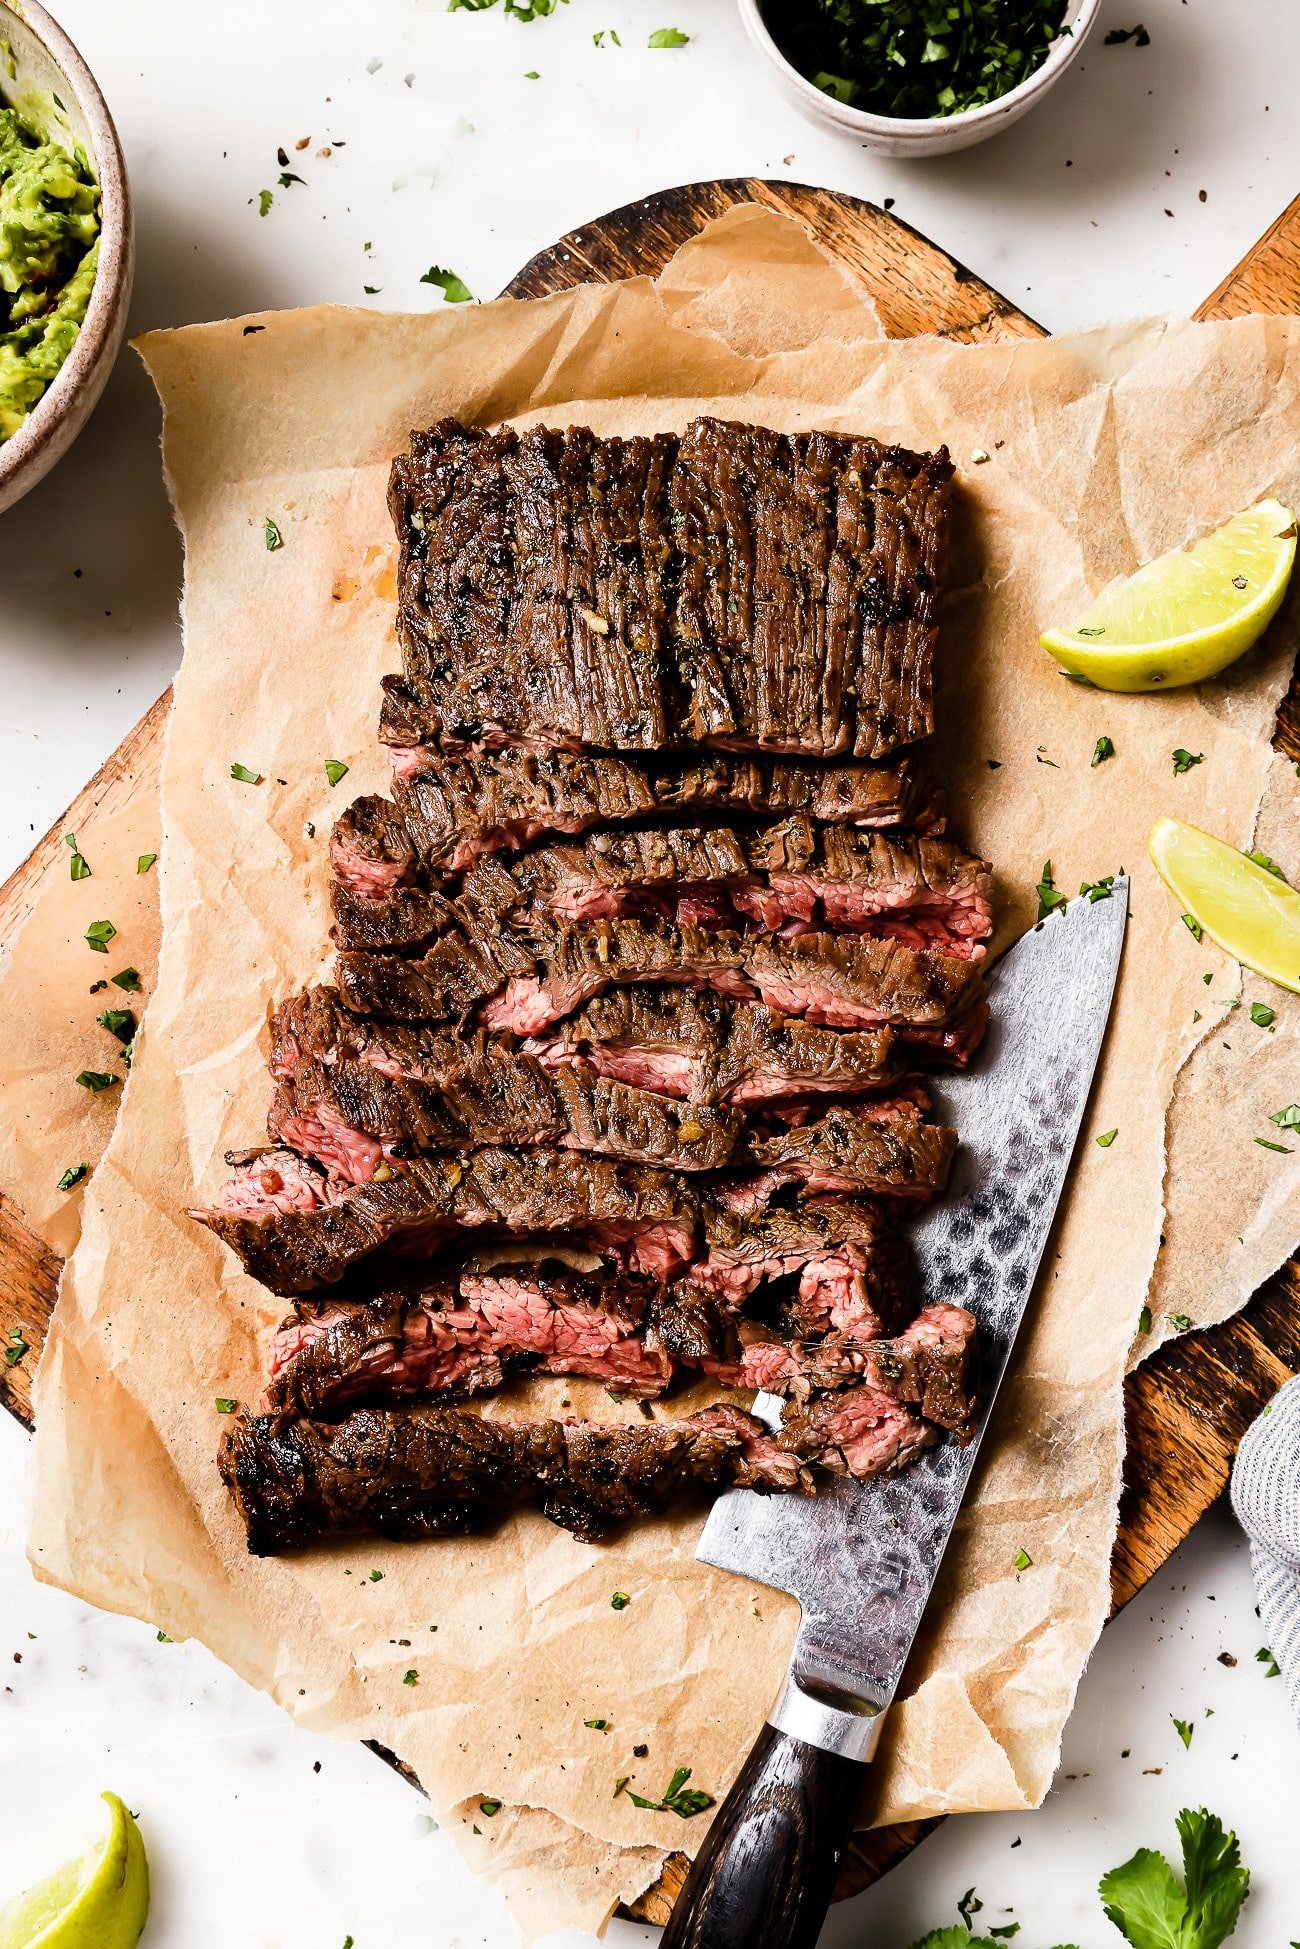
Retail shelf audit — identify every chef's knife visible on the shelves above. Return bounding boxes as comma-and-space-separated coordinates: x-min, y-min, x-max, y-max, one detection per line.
661, 878, 1129, 1949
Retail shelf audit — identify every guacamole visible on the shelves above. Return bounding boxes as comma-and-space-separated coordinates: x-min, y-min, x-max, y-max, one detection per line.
0, 101, 100, 443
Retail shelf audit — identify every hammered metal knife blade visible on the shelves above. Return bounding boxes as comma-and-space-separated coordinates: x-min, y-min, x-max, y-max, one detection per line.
662, 878, 1128, 1949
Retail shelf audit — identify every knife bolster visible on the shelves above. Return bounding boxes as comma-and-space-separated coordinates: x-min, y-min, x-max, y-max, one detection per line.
768, 1667, 887, 1763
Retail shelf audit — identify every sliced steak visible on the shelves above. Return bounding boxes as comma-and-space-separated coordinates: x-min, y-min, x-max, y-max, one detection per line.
376, 746, 947, 871
268, 1054, 742, 1179
697, 1197, 912, 1339
777, 1385, 935, 1480
335, 916, 988, 1056
220, 1401, 807, 1550
744, 1104, 957, 1198
330, 821, 993, 964
193, 1148, 705, 1295
389, 416, 951, 758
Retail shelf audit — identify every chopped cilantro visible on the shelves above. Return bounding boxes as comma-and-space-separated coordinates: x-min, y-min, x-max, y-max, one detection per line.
215, 1397, 237, 1414
479, 1799, 500, 1816
277, 170, 306, 188
111, 966, 142, 991
66, 831, 90, 879
420, 265, 474, 303
363, 284, 381, 294
1080, 875, 1115, 903
230, 763, 263, 784
1172, 747, 1204, 775
264, 517, 283, 551
85, 918, 116, 953
1035, 860, 1066, 923
257, 188, 273, 217
611, 1590, 630, 1610
1013, 1547, 1032, 1571
1249, 1001, 1275, 1027
136, 852, 157, 874
369, 1568, 384, 1582
1096, 1128, 1118, 1148
1170, 1313, 1192, 1331
5, 1329, 28, 1368
324, 759, 350, 787
958, 1889, 984, 1929
1104, 23, 1151, 45
988, 1930, 1020, 1942
648, 27, 690, 47
1139, 1305, 1152, 1333
1171, 1715, 1193, 1748
1254, 1136, 1293, 1153
524, 69, 539, 77
156, 1630, 172, 1643
613, 1764, 713, 1818
1246, 850, 1286, 880
1256, 1646, 1280, 1676
75, 1069, 118, 1093
1270, 1103, 1300, 1129
97, 1006, 136, 1043
1099, 1806, 1248, 1949
584, 1717, 611, 1730
57, 1162, 90, 1191
403, 1669, 419, 1685
1091, 735, 1115, 767
1181, 913, 1203, 942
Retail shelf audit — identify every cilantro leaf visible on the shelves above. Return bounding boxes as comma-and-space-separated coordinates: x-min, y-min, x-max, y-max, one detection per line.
215, 1397, 237, 1414
1097, 1128, 1118, 1147
1249, 1001, 1274, 1027
611, 1590, 630, 1610
136, 852, 157, 874
75, 1069, 118, 1093
1171, 1715, 1193, 1748
1099, 1806, 1248, 1949
648, 27, 689, 46
1172, 748, 1204, 776
57, 1162, 90, 1191
97, 1006, 136, 1043
1270, 1103, 1300, 1129
1092, 735, 1115, 767
230, 762, 263, 785
1035, 860, 1066, 923
111, 966, 142, 991
263, 517, 283, 551
1246, 850, 1286, 880
85, 919, 116, 953
420, 265, 474, 303
257, 188, 273, 217
1105, 24, 1151, 45
324, 759, 350, 787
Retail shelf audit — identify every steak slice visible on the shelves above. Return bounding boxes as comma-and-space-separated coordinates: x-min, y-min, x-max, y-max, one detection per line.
744, 1104, 957, 1198
778, 1385, 936, 1479
271, 984, 906, 1111
268, 1054, 742, 1179
389, 415, 951, 758
335, 916, 988, 1056
375, 745, 947, 872
193, 1148, 704, 1295
220, 1401, 807, 1550
330, 821, 993, 963
696, 1197, 912, 1339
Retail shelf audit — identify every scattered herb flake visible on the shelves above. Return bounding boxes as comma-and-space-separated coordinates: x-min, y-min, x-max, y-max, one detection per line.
57, 1162, 90, 1192
524, 68, 540, 77
989, 1929, 1021, 1941
363, 284, 381, 294
1097, 1128, 1118, 1147
479, 1799, 500, 1816
111, 967, 141, 991
1035, 860, 1066, 923
1170, 1313, 1193, 1331
324, 759, 350, 787
257, 189, 273, 217
648, 27, 689, 46
264, 517, 283, 551
97, 1006, 136, 1043
84, 918, 116, 953
420, 264, 473, 303
1105, 23, 1151, 44
403, 1669, 419, 1685
66, 833, 91, 880
1080, 875, 1115, 903
1139, 1305, 1152, 1333
1270, 1103, 1300, 1129
75, 1069, 118, 1093
1171, 1716, 1194, 1748
230, 763, 263, 785
136, 852, 158, 875
611, 1590, 630, 1610
277, 170, 306, 188
366, 55, 382, 73
369, 1568, 384, 1582
584, 1717, 611, 1730
1172, 747, 1204, 775
5, 1329, 28, 1367
1181, 913, 1203, 942
156, 1630, 172, 1643
1013, 1547, 1032, 1571
1256, 1646, 1281, 1676
1254, 1136, 1293, 1153
215, 1397, 237, 1414
1249, 1001, 1275, 1028
958, 1889, 984, 1929
1246, 850, 1286, 880
1092, 735, 1115, 767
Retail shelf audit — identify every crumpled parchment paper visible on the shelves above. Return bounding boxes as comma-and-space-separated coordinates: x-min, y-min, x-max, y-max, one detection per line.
12, 208, 1300, 1939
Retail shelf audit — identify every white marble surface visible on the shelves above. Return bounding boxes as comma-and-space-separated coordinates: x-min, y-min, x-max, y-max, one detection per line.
2, 0, 1298, 1941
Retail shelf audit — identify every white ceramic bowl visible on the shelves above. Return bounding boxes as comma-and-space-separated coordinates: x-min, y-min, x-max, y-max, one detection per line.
737, 0, 1101, 158
0, 0, 134, 513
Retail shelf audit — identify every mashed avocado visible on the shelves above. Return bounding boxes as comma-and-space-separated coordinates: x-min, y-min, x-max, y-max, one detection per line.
0, 101, 100, 442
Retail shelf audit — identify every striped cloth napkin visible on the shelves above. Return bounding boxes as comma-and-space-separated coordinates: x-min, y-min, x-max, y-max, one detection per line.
1231, 1373, 1300, 1720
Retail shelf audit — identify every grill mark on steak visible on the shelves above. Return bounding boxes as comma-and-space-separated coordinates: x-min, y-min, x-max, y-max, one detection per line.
389, 416, 951, 758
374, 746, 946, 872
330, 819, 993, 964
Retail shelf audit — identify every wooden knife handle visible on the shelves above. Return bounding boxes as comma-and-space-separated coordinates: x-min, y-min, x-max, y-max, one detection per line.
660, 1719, 863, 1949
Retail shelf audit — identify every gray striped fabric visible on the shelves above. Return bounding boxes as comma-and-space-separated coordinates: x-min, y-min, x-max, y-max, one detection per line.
1230, 1373, 1300, 1722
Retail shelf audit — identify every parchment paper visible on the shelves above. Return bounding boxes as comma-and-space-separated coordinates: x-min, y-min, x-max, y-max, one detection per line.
19, 210, 1300, 1938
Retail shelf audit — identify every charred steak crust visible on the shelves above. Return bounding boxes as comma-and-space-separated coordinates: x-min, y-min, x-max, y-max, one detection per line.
219, 1402, 808, 1550
371, 746, 947, 873
388, 416, 952, 759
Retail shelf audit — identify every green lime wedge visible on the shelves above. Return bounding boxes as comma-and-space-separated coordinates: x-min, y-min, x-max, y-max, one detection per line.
1042, 499, 1296, 691
1149, 817, 1300, 993
0, 1794, 148, 1949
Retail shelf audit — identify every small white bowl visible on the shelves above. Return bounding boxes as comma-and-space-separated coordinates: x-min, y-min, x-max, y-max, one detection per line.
738, 0, 1101, 157
0, 0, 134, 513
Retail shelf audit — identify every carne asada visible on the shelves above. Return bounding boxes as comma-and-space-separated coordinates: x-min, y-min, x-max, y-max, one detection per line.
388, 415, 952, 758
369, 745, 946, 873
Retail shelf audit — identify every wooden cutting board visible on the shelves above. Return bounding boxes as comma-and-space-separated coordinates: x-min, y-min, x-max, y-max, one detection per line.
2, 178, 1298, 1923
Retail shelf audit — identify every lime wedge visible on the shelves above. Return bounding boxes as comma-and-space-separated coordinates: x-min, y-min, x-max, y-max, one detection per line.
1149, 817, 1300, 993
1042, 499, 1296, 691
0, 1794, 148, 1949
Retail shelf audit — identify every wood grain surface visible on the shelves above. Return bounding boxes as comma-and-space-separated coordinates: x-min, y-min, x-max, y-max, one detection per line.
2, 176, 1298, 1925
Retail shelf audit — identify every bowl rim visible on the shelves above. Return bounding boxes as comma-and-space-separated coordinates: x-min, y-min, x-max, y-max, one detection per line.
737, 0, 1102, 136
0, 0, 132, 487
